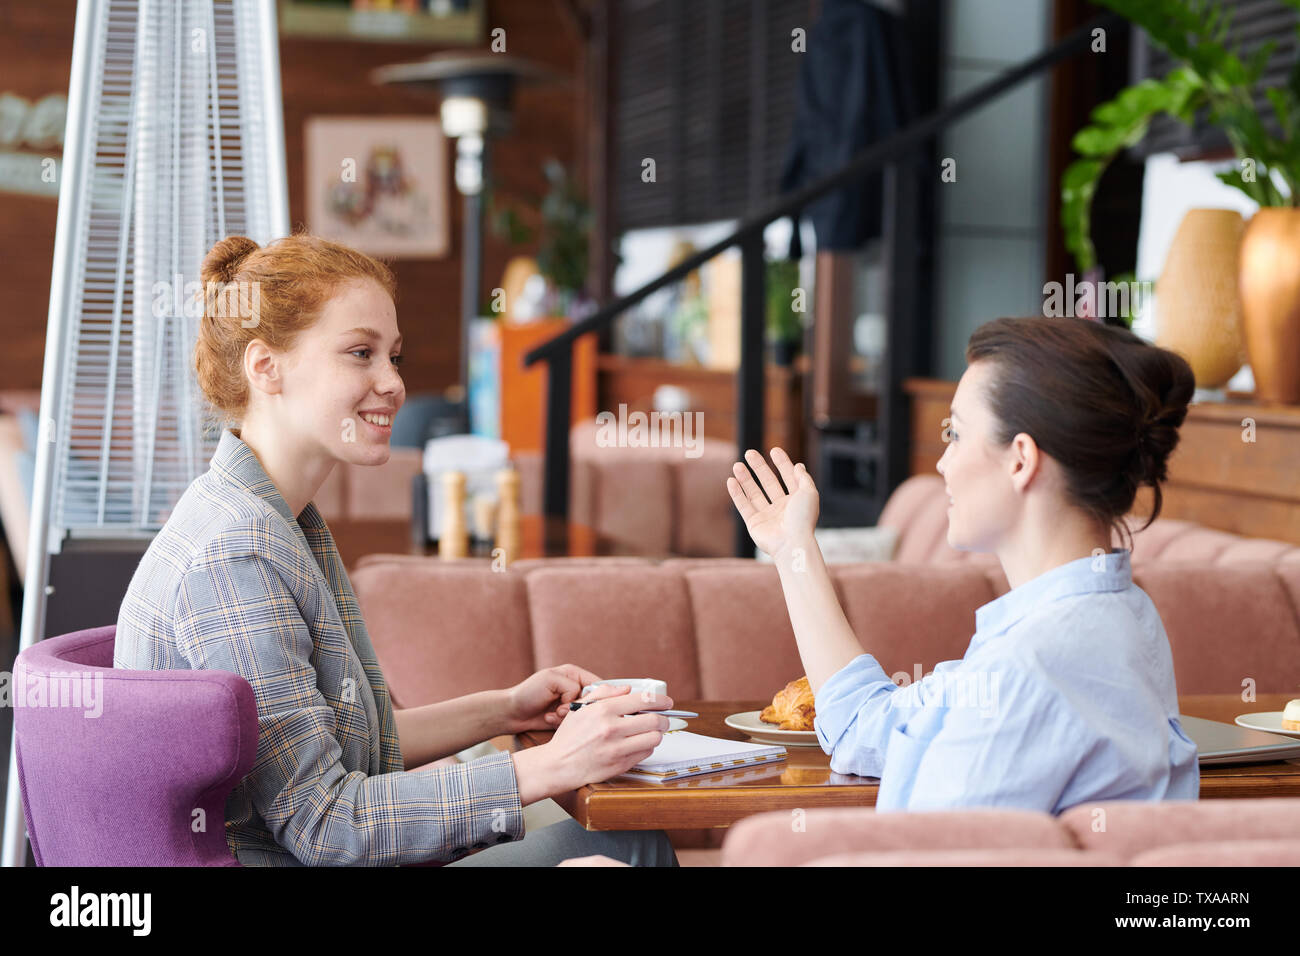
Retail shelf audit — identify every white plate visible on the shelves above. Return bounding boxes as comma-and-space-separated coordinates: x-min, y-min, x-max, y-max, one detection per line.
1234, 712, 1300, 738
725, 710, 820, 747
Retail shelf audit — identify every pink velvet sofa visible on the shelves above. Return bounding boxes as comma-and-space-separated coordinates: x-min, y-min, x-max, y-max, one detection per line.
351, 555, 1300, 710
512, 419, 738, 557
721, 798, 1300, 866
349, 552, 1300, 865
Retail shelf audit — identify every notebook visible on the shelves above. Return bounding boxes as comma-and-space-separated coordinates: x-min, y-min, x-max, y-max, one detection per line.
618, 731, 788, 782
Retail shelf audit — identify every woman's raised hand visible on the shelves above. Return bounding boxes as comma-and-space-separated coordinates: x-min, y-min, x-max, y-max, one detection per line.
726, 447, 819, 559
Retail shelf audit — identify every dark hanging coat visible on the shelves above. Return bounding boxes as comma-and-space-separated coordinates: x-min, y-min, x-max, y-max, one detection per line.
780, 0, 915, 251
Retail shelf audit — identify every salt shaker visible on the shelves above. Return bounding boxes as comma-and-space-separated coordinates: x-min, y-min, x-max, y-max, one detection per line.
439, 470, 469, 560
495, 468, 521, 565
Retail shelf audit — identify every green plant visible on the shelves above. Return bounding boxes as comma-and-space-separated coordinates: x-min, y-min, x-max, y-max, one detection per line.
1062, 0, 1300, 272
766, 257, 803, 342
488, 158, 591, 299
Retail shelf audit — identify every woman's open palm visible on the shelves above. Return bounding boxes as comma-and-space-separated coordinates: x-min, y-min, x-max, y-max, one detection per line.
726, 447, 819, 558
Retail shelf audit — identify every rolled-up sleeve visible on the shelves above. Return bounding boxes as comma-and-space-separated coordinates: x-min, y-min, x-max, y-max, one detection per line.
875, 661, 1081, 812
814, 653, 967, 777
173, 539, 526, 866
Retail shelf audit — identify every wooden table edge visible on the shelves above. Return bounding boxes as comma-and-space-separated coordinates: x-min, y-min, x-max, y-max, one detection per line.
516, 696, 1300, 830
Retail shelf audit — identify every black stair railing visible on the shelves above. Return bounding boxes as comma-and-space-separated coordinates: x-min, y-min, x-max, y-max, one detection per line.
524, 12, 1121, 557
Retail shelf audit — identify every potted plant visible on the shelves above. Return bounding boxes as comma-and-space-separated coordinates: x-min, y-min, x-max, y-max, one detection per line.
485, 160, 599, 453
766, 257, 803, 366
488, 158, 594, 322
1061, 0, 1300, 402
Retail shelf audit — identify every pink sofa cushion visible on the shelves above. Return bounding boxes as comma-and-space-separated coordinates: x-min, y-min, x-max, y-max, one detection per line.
1132, 563, 1300, 694
1131, 838, 1300, 866
350, 563, 535, 709
802, 848, 1124, 866
584, 459, 675, 556
879, 476, 968, 564
660, 558, 758, 571
508, 557, 656, 573
684, 566, 805, 699
671, 451, 738, 557
524, 567, 702, 698
829, 563, 999, 679
346, 448, 421, 522
1058, 796, 1300, 862
721, 807, 1074, 866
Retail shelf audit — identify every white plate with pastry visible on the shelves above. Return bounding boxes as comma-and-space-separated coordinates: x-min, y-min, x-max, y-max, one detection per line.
732, 675, 821, 746
1234, 710, 1300, 739
725, 711, 820, 747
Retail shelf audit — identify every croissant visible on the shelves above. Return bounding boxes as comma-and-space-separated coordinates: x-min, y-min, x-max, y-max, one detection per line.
759, 676, 816, 731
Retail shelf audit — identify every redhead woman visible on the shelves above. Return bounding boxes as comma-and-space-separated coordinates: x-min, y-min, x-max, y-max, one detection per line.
114, 233, 678, 867
728, 316, 1200, 812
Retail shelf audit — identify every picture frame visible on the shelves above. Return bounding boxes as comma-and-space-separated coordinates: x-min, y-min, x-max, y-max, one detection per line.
304, 115, 450, 259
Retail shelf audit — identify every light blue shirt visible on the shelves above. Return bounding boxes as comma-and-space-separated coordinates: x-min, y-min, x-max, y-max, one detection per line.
814, 548, 1199, 813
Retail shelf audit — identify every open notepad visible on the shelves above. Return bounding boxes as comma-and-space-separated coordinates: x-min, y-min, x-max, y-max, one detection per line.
619, 731, 788, 782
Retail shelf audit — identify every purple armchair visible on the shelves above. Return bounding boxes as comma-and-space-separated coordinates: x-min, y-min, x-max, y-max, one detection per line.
13, 625, 258, 866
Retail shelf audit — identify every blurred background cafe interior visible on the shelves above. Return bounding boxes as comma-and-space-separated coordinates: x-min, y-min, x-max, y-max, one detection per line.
0, 0, 1299, 868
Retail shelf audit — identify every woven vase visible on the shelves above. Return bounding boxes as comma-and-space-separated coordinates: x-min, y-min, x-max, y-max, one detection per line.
1239, 207, 1300, 404
1155, 208, 1247, 389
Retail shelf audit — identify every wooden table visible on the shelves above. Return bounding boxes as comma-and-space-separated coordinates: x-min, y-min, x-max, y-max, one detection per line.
418, 515, 644, 560
515, 695, 1300, 830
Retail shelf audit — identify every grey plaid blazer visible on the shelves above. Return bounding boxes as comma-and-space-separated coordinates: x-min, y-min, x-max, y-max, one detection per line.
114, 427, 525, 866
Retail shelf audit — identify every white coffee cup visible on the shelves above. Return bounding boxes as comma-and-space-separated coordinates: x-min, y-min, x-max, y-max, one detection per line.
581, 678, 668, 701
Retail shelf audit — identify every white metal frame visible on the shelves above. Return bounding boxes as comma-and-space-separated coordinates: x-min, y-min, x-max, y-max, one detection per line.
2, 0, 289, 868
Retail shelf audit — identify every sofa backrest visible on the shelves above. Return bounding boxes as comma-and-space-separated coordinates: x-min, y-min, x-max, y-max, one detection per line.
350, 555, 1300, 708
880, 475, 1300, 566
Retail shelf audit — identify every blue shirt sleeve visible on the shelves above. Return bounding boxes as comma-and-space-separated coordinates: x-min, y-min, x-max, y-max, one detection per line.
873, 658, 1085, 813
813, 653, 969, 778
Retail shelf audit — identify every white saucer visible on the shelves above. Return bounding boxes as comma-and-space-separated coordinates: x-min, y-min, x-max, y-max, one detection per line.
1234, 712, 1300, 738
724, 710, 820, 747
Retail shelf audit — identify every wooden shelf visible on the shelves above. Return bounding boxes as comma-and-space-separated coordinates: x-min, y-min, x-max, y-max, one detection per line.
279, 1, 484, 44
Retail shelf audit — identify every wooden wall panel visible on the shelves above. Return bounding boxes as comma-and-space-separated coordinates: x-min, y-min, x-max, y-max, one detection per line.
0, 0, 582, 397
0, 0, 74, 391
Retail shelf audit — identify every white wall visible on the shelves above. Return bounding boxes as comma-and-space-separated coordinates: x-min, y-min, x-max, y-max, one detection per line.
933, 0, 1053, 380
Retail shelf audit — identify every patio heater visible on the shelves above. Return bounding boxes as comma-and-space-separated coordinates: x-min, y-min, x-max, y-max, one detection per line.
371, 53, 563, 433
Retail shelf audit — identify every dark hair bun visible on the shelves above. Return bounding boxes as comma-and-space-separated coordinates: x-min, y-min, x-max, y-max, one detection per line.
200, 235, 259, 287
1114, 339, 1195, 489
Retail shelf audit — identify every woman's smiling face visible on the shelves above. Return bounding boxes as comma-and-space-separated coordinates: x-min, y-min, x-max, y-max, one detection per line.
273, 278, 406, 466
935, 359, 1022, 552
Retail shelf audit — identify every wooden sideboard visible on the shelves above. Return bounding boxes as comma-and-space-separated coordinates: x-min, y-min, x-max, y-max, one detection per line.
905, 377, 1300, 545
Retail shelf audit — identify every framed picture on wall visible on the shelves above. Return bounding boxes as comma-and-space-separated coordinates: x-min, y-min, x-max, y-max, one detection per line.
305, 115, 450, 259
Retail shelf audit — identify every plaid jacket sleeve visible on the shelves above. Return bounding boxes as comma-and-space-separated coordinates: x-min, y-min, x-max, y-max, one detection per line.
172, 520, 527, 866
